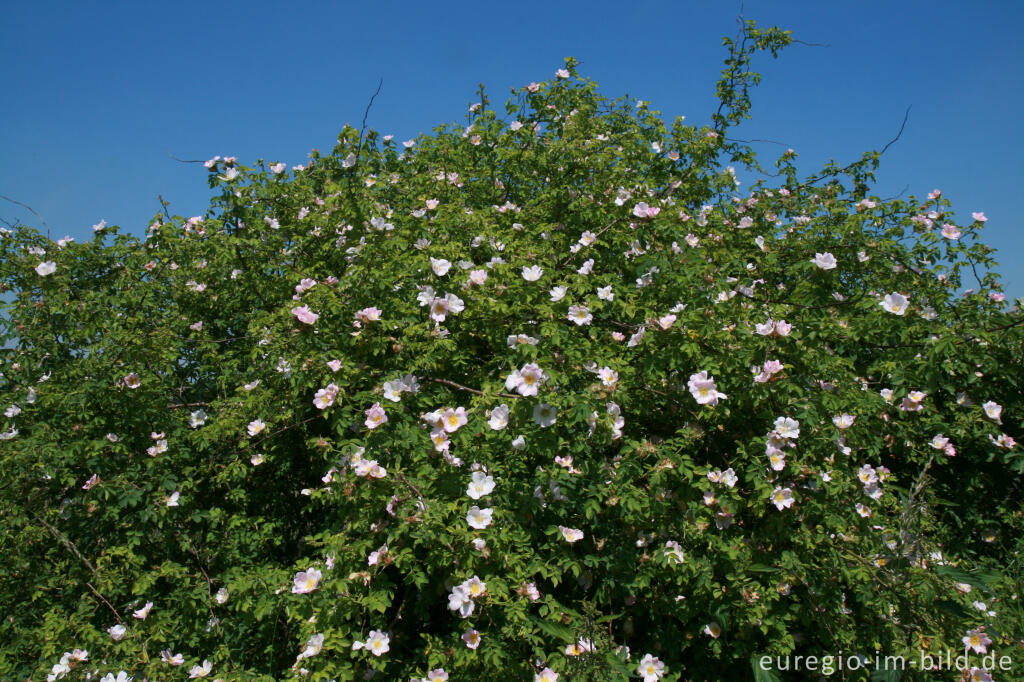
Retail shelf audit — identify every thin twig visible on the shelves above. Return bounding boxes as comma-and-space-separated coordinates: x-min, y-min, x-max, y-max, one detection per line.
0, 195, 50, 238
361, 78, 384, 136
355, 78, 385, 163
166, 152, 206, 164
244, 415, 321, 452
801, 106, 912, 188
880, 106, 912, 156
725, 136, 791, 147
791, 39, 829, 48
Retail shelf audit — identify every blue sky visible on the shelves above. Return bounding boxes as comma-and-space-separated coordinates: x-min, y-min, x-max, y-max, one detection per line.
3, 1, 1022, 298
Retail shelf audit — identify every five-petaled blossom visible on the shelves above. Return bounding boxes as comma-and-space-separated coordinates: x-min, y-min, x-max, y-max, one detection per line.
533, 403, 557, 427
688, 371, 727, 406
291, 305, 319, 325
982, 400, 1003, 423
430, 257, 452, 276
638, 654, 666, 681
963, 628, 992, 655
462, 628, 481, 649
313, 383, 340, 409
568, 305, 593, 326
559, 526, 584, 543
352, 630, 390, 656
811, 252, 837, 270
488, 404, 510, 430
900, 391, 927, 412
467, 471, 496, 499
771, 487, 795, 510
466, 506, 493, 529
132, 601, 153, 620
522, 265, 543, 281
189, 660, 213, 679
535, 668, 559, 682
292, 568, 322, 594
880, 292, 909, 315
364, 402, 388, 429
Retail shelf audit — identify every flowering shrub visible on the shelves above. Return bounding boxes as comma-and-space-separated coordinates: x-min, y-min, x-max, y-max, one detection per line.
2, 21, 1022, 681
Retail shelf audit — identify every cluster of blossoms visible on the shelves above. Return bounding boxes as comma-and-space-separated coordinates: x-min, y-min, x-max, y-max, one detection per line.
855, 463, 889, 512
418, 286, 465, 323
754, 318, 793, 336
383, 374, 420, 401
587, 401, 625, 439
900, 390, 928, 412
930, 433, 957, 457
766, 416, 800, 473
708, 467, 739, 487
45, 649, 88, 681
447, 575, 487, 617
764, 416, 800, 511
348, 448, 386, 479
421, 406, 472, 464
752, 359, 784, 383
146, 431, 168, 457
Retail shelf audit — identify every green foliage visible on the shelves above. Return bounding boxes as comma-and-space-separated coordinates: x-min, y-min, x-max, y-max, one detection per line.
1, 21, 1021, 682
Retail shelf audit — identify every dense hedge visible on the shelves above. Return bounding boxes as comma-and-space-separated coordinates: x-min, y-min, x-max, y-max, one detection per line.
2, 21, 1021, 682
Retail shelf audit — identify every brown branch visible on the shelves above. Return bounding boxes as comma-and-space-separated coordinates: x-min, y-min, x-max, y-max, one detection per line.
167, 401, 210, 409
34, 514, 124, 623
86, 583, 125, 624
395, 471, 425, 501
423, 376, 521, 400
34, 514, 97, 574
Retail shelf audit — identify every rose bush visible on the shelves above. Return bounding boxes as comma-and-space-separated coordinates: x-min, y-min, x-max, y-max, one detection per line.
1, 21, 1022, 681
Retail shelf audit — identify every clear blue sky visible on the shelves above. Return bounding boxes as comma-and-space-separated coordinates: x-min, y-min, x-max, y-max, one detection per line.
3, 1, 1022, 299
